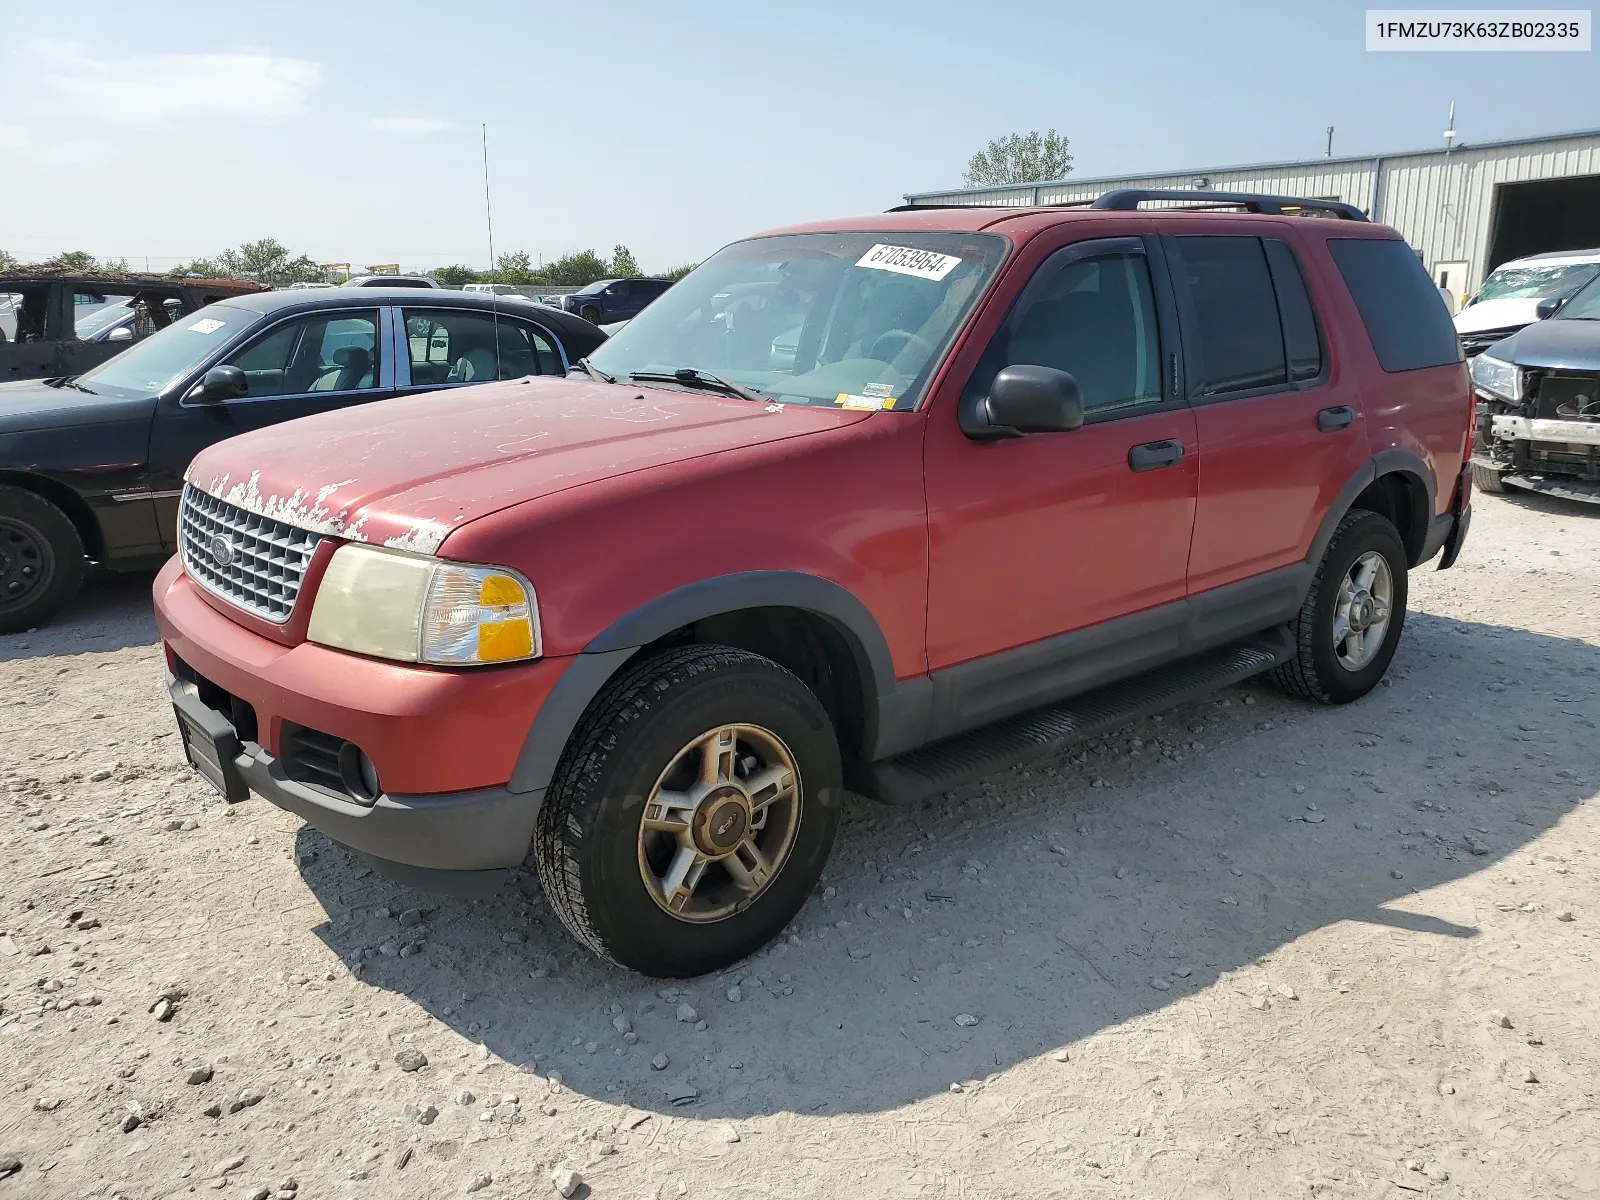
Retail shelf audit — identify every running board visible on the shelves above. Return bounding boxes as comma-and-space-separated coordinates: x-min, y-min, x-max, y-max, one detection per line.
861, 630, 1294, 805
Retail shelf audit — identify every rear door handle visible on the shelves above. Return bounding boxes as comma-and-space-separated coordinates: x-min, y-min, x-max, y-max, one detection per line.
1317, 405, 1356, 432
1128, 439, 1185, 472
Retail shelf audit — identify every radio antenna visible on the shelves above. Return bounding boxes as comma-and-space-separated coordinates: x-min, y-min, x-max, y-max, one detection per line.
482, 122, 502, 375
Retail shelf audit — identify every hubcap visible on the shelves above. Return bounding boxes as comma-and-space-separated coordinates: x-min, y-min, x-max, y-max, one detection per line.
637, 723, 802, 923
1331, 550, 1394, 672
0, 518, 52, 611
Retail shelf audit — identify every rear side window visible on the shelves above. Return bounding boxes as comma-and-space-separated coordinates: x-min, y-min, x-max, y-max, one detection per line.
1166, 236, 1288, 395
1328, 238, 1462, 372
1263, 239, 1322, 382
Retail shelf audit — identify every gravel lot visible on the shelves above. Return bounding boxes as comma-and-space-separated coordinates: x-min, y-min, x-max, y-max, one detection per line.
2, 491, 1597, 1199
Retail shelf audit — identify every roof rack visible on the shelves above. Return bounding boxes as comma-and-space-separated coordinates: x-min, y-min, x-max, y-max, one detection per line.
888, 188, 1368, 221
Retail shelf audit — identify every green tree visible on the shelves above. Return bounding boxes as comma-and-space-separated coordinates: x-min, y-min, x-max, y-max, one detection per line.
661, 262, 699, 283
535, 250, 611, 287
962, 129, 1073, 187
48, 250, 99, 271
609, 244, 640, 277
490, 251, 535, 285
431, 264, 480, 287
215, 238, 322, 286
0, 249, 18, 272
175, 257, 226, 278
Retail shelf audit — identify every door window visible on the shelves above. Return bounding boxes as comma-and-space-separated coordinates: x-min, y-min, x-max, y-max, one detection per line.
965, 248, 1162, 418
1263, 239, 1323, 382
402, 309, 557, 384
1166, 236, 1288, 396
220, 310, 381, 399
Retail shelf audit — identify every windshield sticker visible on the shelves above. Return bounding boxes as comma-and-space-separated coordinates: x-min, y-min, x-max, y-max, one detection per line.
836, 392, 896, 411
855, 244, 962, 282
861, 382, 896, 398
188, 318, 227, 335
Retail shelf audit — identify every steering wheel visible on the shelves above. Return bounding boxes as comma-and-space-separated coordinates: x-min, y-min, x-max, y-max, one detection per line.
869, 329, 934, 364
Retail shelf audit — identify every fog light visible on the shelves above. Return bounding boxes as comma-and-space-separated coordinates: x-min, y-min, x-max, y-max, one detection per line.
337, 742, 382, 804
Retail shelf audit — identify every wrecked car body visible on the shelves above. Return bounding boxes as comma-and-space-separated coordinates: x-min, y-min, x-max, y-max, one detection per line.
0, 266, 267, 384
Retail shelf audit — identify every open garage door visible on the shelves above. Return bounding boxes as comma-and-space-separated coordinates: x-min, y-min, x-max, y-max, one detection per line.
1486, 173, 1600, 272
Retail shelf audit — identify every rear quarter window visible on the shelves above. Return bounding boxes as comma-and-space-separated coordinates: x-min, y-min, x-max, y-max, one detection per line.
1328, 238, 1461, 372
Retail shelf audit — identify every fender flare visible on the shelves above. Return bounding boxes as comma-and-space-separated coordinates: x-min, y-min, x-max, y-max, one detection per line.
1306, 449, 1436, 571
506, 571, 901, 797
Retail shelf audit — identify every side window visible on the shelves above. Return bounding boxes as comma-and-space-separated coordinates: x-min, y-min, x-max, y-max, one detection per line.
1328, 238, 1462, 372
1167, 236, 1287, 396
1263, 239, 1323, 382
965, 249, 1162, 418
220, 311, 380, 399
401, 309, 544, 385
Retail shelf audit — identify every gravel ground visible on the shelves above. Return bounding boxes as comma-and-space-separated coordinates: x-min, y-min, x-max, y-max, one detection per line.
2, 491, 1597, 1199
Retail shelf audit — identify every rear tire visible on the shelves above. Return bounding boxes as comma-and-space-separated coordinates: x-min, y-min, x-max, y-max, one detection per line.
0, 486, 86, 634
533, 645, 842, 977
1270, 509, 1408, 705
1471, 461, 1507, 494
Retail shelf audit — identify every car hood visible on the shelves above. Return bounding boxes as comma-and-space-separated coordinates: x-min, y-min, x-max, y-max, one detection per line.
186, 376, 875, 554
1454, 298, 1541, 334
0, 378, 153, 435
1488, 317, 1600, 371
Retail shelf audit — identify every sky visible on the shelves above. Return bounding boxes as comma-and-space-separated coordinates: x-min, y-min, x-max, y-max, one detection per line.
2, 0, 1597, 275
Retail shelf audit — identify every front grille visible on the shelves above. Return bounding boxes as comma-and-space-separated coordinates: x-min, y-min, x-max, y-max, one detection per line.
179, 485, 322, 623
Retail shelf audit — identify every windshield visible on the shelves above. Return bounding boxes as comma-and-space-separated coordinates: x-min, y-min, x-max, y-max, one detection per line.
76, 304, 259, 393
1559, 273, 1600, 320
1472, 262, 1600, 304
585, 231, 1009, 409
577, 279, 613, 295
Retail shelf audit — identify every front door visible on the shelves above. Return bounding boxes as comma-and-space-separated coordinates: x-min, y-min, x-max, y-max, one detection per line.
146, 307, 394, 546
924, 233, 1197, 729
1167, 234, 1369, 594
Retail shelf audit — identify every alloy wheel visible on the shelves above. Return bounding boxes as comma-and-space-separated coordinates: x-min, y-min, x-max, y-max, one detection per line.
1331, 549, 1394, 671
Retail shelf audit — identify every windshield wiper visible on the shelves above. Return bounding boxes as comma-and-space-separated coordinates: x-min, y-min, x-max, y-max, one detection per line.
45, 375, 94, 393
629, 368, 765, 404
569, 357, 616, 384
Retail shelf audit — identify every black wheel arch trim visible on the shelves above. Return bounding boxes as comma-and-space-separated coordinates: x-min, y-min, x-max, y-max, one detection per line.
508, 571, 910, 796
1307, 450, 1437, 571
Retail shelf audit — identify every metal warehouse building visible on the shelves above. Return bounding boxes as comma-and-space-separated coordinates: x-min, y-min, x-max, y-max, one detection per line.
903, 128, 1600, 303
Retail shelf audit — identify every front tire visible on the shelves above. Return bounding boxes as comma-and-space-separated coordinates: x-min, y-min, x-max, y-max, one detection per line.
533, 645, 842, 977
1270, 509, 1408, 705
0, 486, 86, 634
579, 306, 601, 324
1471, 461, 1507, 494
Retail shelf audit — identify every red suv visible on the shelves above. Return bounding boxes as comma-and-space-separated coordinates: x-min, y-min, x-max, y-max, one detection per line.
153, 191, 1473, 977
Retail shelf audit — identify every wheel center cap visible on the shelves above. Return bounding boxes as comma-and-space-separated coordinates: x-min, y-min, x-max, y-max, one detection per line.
692, 786, 751, 856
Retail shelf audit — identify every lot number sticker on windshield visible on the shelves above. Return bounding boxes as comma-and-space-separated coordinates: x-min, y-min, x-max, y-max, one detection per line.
856, 244, 962, 282
836, 392, 896, 411
188, 318, 227, 335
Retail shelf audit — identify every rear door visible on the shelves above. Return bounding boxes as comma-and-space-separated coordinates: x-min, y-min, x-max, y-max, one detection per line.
1168, 231, 1369, 593
146, 306, 394, 546
396, 306, 567, 394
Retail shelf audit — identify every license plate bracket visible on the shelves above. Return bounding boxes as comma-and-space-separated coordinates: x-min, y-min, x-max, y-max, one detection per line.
172, 691, 249, 803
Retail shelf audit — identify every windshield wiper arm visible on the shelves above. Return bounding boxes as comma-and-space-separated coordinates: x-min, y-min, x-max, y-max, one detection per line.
629, 368, 765, 403
569, 357, 616, 383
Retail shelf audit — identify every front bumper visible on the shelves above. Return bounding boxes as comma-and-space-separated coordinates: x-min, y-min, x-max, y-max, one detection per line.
1480, 414, 1600, 503
153, 557, 572, 883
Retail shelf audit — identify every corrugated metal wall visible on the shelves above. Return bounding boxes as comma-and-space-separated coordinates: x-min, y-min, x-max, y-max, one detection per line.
905, 132, 1600, 289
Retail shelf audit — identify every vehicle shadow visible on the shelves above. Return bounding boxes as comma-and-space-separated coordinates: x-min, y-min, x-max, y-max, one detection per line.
0, 568, 158, 662
297, 611, 1599, 1118
1497, 486, 1600, 518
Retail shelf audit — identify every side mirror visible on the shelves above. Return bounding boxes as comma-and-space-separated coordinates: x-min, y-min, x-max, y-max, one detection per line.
187, 365, 249, 404
961, 364, 1085, 440
1535, 295, 1567, 320
106, 325, 133, 342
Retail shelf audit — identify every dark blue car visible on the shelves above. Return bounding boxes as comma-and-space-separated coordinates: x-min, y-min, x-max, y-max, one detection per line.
552, 277, 673, 324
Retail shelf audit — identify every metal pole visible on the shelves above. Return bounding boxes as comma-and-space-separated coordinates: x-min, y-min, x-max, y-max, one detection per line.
482, 123, 496, 275
1325, 126, 1333, 157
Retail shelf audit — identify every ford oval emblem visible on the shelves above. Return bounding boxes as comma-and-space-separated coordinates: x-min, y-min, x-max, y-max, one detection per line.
208, 534, 238, 568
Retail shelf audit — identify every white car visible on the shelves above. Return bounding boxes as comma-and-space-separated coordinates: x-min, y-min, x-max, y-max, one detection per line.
1454, 248, 1600, 357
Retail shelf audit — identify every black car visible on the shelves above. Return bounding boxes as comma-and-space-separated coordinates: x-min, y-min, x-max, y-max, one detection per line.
1469, 273, 1600, 503
0, 288, 605, 632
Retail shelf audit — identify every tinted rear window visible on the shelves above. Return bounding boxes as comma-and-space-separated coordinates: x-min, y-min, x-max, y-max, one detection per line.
1328, 238, 1461, 372
1264, 239, 1322, 382
1167, 235, 1287, 395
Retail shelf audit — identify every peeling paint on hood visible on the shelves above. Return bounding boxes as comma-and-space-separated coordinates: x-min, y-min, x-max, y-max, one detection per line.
184, 376, 875, 555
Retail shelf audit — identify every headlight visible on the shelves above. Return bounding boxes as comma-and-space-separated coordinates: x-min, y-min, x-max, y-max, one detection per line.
307, 544, 540, 666
1470, 354, 1520, 401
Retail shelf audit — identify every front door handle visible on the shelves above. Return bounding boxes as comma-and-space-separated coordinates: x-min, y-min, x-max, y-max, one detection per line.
1128, 439, 1185, 472
1317, 405, 1356, 432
